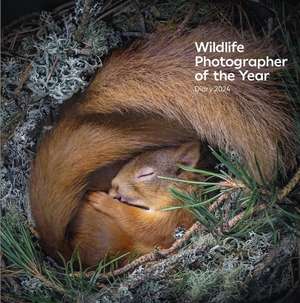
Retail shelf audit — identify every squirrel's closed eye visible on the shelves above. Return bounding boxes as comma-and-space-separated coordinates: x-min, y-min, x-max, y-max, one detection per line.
136, 167, 155, 180
138, 171, 154, 178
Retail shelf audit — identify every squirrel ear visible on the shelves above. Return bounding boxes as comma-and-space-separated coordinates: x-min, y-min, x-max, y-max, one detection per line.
175, 142, 200, 167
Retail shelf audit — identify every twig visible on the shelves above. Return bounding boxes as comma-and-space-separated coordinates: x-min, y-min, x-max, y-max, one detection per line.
9, 32, 19, 50
218, 179, 246, 189
102, 0, 113, 12
4, 28, 40, 43
1, 50, 31, 62
52, 1, 74, 14
223, 204, 267, 232
92, 0, 131, 24
1, 294, 30, 303
211, 167, 300, 233
175, 1, 197, 35
278, 166, 300, 201
3, 12, 41, 32
208, 192, 230, 212
46, 57, 59, 82
74, 0, 93, 42
134, 0, 146, 34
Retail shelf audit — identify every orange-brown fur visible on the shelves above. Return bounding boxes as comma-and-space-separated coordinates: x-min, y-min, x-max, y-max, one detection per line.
30, 25, 296, 266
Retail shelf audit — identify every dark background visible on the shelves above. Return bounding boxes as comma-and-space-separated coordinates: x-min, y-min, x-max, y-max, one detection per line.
2, 0, 69, 25
2, 0, 300, 27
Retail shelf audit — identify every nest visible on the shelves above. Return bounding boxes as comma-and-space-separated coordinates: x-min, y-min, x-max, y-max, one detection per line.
1, 1, 299, 302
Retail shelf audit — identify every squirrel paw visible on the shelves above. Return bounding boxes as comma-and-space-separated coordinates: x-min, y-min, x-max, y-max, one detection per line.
86, 191, 119, 214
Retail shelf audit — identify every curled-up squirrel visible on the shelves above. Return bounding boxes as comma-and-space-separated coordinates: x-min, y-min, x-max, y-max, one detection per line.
72, 142, 200, 266
30, 24, 296, 266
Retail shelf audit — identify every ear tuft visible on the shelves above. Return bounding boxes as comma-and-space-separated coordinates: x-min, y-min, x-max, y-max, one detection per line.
175, 141, 200, 167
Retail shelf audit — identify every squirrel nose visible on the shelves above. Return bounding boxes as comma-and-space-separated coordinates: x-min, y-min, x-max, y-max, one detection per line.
114, 193, 121, 200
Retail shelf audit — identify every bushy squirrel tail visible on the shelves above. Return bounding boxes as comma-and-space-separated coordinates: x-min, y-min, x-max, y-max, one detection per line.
82, 25, 296, 178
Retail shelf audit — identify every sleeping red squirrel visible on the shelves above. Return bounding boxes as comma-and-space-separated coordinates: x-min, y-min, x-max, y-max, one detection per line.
30, 24, 296, 266
73, 142, 200, 266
